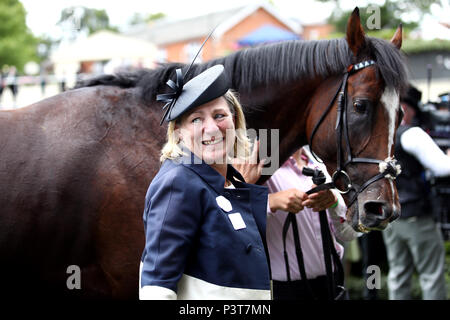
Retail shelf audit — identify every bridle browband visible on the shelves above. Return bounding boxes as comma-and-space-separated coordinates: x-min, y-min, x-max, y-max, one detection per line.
308, 60, 401, 220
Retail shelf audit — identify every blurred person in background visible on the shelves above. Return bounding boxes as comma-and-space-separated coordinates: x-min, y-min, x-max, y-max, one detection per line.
40, 71, 47, 96
382, 84, 450, 300
58, 72, 67, 93
5, 66, 19, 107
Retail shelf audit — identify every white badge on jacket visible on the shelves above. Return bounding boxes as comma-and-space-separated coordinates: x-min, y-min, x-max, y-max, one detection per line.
228, 212, 246, 230
216, 196, 232, 212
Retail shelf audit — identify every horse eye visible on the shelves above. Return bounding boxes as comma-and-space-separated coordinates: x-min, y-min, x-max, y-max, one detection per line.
353, 100, 368, 113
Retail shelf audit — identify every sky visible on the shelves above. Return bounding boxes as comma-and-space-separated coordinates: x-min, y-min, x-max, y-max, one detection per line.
20, 0, 450, 40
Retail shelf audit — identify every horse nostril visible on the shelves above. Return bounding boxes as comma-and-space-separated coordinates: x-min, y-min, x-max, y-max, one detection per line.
362, 200, 394, 229
364, 201, 384, 216
364, 200, 392, 219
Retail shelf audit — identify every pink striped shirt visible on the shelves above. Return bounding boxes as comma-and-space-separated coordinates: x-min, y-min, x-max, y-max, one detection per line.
264, 156, 349, 281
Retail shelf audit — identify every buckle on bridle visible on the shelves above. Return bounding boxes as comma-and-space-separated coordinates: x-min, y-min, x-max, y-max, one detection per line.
331, 170, 352, 194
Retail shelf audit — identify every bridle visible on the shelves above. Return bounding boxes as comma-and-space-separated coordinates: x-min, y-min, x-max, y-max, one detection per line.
308, 60, 401, 228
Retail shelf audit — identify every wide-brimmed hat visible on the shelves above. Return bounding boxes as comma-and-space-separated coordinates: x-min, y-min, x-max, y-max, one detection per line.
157, 65, 230, 124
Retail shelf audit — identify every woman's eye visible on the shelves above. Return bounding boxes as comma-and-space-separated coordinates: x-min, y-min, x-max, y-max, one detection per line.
214, 114, 225, 119
191, 117, 201, 124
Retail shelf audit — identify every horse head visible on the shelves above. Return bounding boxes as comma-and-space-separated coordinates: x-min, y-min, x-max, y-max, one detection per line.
306, 8, 406, 232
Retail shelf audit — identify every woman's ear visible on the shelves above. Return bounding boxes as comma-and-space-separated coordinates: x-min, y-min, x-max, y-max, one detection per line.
173, 125, 182, 143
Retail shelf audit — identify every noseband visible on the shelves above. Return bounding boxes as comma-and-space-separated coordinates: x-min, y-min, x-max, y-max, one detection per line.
308, 60, 401, 212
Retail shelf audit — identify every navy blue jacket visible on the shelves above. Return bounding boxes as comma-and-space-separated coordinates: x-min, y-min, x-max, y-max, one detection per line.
139, 152, 270, 299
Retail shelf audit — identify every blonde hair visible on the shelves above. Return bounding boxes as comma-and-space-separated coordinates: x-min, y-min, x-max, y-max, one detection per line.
160, 90, 251, 163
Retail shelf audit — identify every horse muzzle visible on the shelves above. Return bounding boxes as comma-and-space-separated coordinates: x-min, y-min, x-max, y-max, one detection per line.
359, 199, 400, 231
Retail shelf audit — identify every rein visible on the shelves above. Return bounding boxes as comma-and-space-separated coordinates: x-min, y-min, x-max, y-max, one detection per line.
282, 167, 346, 300
308, 60, 401, 227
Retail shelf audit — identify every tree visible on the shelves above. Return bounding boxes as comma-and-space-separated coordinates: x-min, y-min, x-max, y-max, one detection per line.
318, 0, 443, 32
35, 35, 57, 65
58, 6, 118, 38
0, 0, 38, 71
317, 0, 442, 13
328, 1, 417, 33
128, 12, 166, 26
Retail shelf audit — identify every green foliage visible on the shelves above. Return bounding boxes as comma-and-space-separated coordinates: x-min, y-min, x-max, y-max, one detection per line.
402, 39, 450, 53
322, 0, 445, 41
0, 0, 38, 71
35, 35, 57, 64
128, 12, 166, 26
316, 0, 442, 14
327, 1, 419, 33
327, 30, 450, 54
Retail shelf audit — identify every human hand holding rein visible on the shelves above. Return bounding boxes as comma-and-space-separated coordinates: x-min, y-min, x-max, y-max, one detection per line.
302, 184, 338, 212
268, 188, 308, 213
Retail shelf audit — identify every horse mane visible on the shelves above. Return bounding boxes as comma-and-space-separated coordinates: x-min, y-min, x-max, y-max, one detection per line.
75, 37, 408, 105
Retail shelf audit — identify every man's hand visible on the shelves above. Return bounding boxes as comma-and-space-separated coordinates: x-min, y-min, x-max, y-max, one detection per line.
301, 184, 337, 212
268, 189, 308, 213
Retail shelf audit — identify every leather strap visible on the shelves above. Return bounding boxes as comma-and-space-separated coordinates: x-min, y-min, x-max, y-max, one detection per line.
282, 213, 314, 297
282, 208, 344, 300
318, 209, 337, 300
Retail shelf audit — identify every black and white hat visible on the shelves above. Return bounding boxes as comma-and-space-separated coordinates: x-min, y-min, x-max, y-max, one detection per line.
157, 64, 230, 124
157, 26, 230, 125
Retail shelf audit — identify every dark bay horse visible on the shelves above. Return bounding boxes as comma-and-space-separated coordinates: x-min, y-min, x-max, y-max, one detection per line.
0, 9, 407, 299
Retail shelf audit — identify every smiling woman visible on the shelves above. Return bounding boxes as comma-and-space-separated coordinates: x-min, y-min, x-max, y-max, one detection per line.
139, 64, 271, 300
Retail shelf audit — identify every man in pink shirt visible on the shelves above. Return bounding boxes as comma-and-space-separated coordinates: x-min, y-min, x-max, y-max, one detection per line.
237, 145, 359, 299
265, 147, 359, 299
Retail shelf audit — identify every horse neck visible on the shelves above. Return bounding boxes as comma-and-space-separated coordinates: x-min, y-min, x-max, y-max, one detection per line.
239, 76, 324, 167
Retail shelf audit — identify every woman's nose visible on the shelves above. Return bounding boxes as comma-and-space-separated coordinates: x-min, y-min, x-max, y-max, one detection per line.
202, 116, 220, 134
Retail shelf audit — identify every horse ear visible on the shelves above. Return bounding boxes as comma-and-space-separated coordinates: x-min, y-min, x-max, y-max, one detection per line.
390, 24, 402, 49
346, 7, 366, 57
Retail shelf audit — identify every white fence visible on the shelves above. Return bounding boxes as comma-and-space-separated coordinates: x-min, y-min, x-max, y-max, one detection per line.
0, 74, 79, 110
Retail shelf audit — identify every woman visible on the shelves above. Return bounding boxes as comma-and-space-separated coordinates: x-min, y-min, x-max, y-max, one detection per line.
139, 65, 271, 300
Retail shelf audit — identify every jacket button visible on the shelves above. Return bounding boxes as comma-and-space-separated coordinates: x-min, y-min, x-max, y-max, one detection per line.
246, 244, 252, 253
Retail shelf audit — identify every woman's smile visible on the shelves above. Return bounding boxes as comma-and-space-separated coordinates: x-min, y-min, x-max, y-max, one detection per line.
202, 137, 224, 146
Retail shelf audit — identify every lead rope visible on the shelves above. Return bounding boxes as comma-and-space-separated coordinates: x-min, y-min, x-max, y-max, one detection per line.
282, 212, 315, 299
282, 166, 345, 300
303, 167, 346, 300
304, 167, 335, 300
